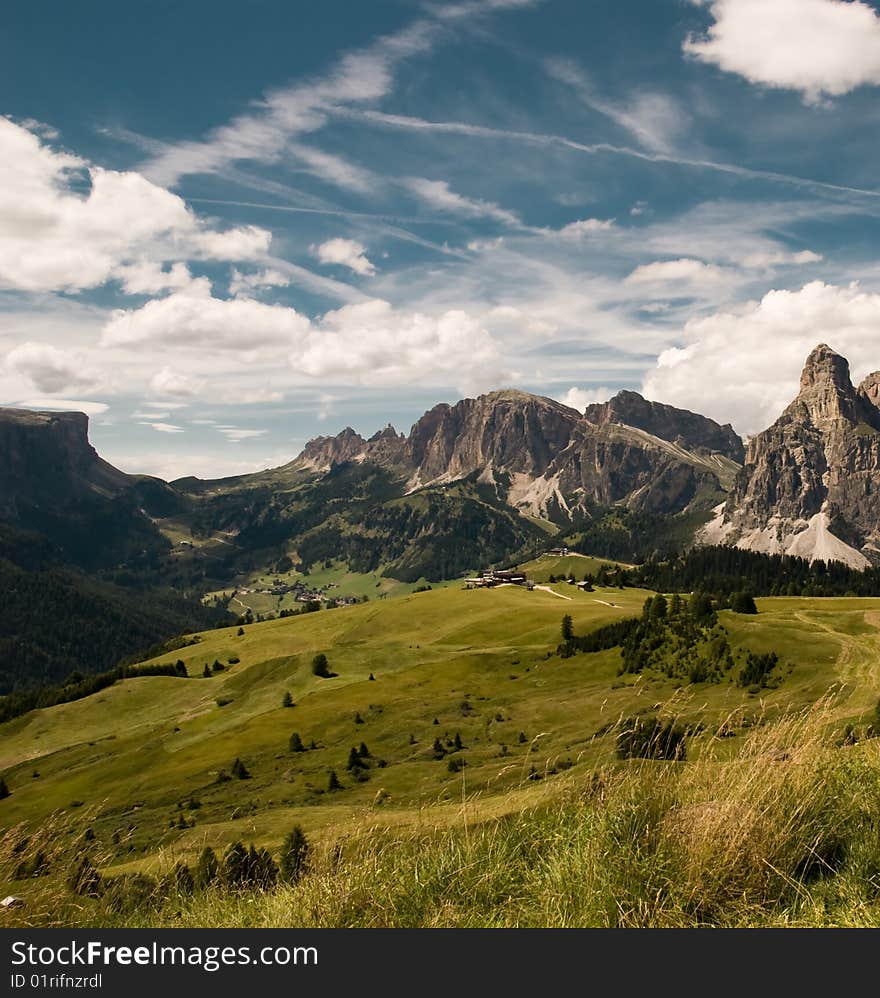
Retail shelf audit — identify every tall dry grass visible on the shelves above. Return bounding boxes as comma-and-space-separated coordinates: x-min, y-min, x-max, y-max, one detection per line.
4, 699, 880, 928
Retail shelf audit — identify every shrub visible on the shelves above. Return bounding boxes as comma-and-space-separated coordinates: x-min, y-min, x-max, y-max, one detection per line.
195, 847, 219, 889
616, 716, 687, 761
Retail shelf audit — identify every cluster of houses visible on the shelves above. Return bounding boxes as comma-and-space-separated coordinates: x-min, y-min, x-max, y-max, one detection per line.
238, 580, 359, 607
464, 569, 535, 590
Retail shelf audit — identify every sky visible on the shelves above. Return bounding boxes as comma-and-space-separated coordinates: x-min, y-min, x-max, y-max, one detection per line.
4, 0, 880, 480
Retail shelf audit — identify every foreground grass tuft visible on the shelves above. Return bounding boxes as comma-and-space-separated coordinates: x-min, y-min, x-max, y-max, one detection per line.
4, 699, 880, 928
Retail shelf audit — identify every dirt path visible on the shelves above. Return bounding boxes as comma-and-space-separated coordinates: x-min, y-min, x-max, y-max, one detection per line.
533, 585, 573, 601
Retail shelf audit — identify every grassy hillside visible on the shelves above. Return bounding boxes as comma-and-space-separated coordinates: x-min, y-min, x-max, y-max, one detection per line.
2, 582, 880, 908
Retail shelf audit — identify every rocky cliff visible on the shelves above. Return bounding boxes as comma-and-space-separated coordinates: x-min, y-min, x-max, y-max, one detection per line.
0, 408, 132, 516
705, 344, 880, 568
289, 387, 743, 520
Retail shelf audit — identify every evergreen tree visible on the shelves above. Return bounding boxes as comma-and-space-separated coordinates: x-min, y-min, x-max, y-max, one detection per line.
561, 614, 574, 642
282, 690, 294, 708
347, 747, 364, 771
195, 847, 219, 889
203, 664, 212, 678
354, 711, 364, 724
358, 741, 370, 758
212, 659, 224, 672
453, 732, 463, 751
0, 777, 10, 799
327, 769, 342, 791
174, 659, 187, 677
222, 841, 248, 888
518, 731, 527, 744
368, 672, 375, 681
650, 594, 668, 620
280, 825, 310, 884
289, 732, 305, 753
432, 737, 446, 759
237, 627, 245, 636
731, 592, 758, 614
231, 757, 250, 780
312, 653, 331, 678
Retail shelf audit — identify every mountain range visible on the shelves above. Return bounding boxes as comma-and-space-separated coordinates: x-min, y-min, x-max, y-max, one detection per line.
3, 344, 880, 583
1, 342, 879, 680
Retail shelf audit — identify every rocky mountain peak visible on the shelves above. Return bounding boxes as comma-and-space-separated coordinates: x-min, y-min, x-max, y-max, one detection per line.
296, 426, 367, 471
711, 344, 880, 568
584, 390, 745, 462
795, 343, 861, 426
858, 370, 880, 413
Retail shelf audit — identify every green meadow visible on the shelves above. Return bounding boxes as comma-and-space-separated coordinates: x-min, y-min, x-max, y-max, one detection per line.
2, 570, 880, 926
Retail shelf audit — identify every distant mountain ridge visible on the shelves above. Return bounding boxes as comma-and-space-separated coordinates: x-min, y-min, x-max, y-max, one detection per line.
286, 387, 742, 520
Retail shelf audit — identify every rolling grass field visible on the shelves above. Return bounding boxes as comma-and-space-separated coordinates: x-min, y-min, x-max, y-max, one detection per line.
2, 578, 880, 926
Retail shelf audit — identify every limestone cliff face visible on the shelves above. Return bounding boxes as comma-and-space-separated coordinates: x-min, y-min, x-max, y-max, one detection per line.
712, 345, 880, 568
584, 390, 745, 463
406, 391, 580, 484
290, 388, 743, 519
0, 408, 131, 515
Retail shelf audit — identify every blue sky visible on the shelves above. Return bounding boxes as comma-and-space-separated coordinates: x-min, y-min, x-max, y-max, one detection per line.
4, 0, 880, 479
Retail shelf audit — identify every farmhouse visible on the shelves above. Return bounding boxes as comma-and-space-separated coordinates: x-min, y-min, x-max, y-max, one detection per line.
465, 569, 533, 589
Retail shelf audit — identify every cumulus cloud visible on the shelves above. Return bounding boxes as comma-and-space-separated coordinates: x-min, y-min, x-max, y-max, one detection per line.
149, 367, 205, 397
296, 298, 502, 385
0, 118, 272, 293
556, 386, 615, 412
313, 238, 377, 276
5, 341, 99, 393
228, 268, 290, 297
403, 177, 520, 226
101, 279, 311, 351
115, 260, 194, 295
642, 281, 880, 434
684, 0, 880, 103
625, 258, 727, 285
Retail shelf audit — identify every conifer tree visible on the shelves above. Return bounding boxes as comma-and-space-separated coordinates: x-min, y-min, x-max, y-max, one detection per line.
282, 690, 294, 708
223, 841, 248, 888
0, 776, 10, 799
195, 847, 219, 889
289, 732, 305, 753
327, 769, 342, 791
280, 825, 310, 884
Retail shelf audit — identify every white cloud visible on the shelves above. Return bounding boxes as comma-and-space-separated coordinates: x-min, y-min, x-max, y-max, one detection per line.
556, 218, 615, 239
189, 225, 271, 261
684, 0, 880, 103
0, 118, 272, 293
149, 367, 205, 397
403, 177, 520, 226
228, 268, 290, 296
218, 427, 268, 442
741, 249, 823, 269
15, 398, 109, 416
313, 238, 377, 276
625, 258, 727, 285
139, 23, 435, 187
141, 421, 185, 433
115, 260, 194, 295
101, 279, 311, 351
296, 298, 503, 386
642, 280, 880, 434
4, 341, 99, 393
556, 386, 615, 412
